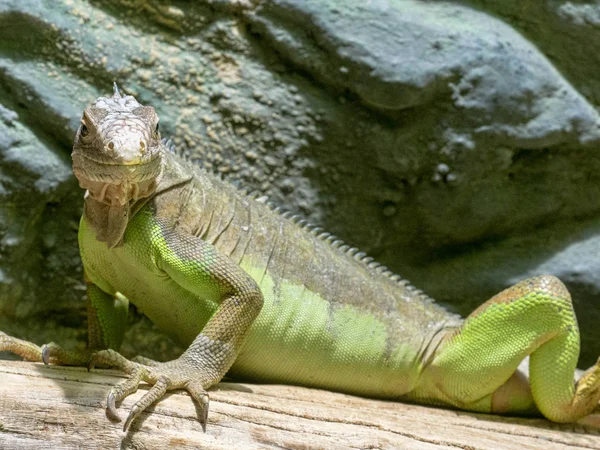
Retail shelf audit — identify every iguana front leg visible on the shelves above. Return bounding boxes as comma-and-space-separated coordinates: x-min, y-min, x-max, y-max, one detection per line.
89, 228, 264, 430
409, 275, 600, 422
0, 281, 128, 366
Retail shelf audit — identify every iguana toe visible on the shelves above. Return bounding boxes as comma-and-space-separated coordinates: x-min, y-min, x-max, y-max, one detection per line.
122, 376, 168, 431
43, 343, 90, 366
0, 332, 89, 366
186, 381, 210, 432
0, 331, 43, 362
131, 355, 161, 366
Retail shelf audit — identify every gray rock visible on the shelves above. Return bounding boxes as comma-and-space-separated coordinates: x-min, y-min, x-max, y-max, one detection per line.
0, 100, 82, 352
250, 0, 600, 146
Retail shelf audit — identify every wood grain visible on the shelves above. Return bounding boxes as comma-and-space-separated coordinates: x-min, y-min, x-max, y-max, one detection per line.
0, 361, 599, 449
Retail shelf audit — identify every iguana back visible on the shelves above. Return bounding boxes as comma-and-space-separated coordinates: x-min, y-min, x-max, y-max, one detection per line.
81, 148, 459, 399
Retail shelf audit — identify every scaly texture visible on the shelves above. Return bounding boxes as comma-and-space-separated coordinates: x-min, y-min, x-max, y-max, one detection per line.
1, 85, 599, 430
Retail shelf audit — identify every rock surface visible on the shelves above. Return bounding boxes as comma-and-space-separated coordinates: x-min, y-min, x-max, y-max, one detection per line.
1, 0, 600, 365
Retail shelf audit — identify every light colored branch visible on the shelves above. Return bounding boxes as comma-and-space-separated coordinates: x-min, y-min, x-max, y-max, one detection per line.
0, 361, 598, 449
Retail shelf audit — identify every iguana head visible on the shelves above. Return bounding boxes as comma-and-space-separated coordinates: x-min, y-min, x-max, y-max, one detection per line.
72, 83, 163, 207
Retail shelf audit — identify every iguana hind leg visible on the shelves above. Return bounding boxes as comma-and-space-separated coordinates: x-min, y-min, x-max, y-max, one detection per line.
409, 275, 600, 422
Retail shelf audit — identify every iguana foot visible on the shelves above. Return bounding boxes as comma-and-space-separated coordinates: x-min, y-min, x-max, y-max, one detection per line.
572, 358, 600, 414
0, 331, 89, 365
0, 331, 43, 362
89, 349, 212, 431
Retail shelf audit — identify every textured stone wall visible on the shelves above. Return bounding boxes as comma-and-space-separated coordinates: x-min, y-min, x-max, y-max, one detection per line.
1, 0, 600, 365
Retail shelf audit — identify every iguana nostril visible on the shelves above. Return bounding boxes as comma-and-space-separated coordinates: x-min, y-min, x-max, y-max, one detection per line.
108, 142, 115, 150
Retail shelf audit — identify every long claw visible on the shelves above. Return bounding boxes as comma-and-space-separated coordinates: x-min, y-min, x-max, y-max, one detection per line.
200, 393, 209, 432
187, 383, 210, 431
123, 405, 141, 431
106, 392, 121, 422
41, 345, 51, 365
123, 377, 169, 431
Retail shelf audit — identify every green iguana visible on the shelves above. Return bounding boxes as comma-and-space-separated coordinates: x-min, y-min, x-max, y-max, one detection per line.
2, 85, 600, 431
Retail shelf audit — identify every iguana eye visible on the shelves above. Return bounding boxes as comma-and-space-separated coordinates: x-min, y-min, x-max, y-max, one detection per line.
81, 124, 89, 137
155, 122, 159, 133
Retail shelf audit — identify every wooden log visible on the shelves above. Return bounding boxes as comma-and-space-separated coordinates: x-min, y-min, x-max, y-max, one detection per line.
0, 361, 599, 449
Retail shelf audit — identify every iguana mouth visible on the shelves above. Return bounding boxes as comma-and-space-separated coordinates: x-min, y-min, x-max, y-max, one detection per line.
74, 152, 159, 166
72, 152, 162, 205
73, 152, 162, 182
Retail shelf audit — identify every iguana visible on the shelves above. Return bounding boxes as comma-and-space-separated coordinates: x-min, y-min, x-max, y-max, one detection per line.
2, 85, 600, 431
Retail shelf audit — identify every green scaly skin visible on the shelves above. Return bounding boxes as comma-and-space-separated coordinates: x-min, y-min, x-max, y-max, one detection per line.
2, 85, 600, 430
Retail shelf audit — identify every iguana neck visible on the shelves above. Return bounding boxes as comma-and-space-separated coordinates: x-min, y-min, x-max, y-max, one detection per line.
83, 195, 148, 249
83, 149, 193, 248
